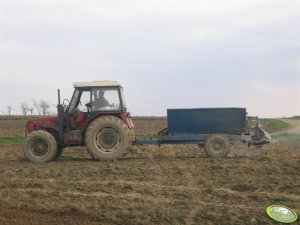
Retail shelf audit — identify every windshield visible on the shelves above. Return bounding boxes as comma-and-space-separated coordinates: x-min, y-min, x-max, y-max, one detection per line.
67, 89, 80, 112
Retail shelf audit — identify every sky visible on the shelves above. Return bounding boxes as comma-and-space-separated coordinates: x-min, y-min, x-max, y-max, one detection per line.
0, 0, 299, 117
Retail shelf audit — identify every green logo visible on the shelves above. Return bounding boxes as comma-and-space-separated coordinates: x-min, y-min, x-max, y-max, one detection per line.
266, 205, 298, 223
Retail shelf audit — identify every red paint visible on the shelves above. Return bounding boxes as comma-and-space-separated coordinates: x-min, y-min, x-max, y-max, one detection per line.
82, 112, 134, 133
27, 117, 58, 133
69, 111, 87, 129
27, 112, 134, 134
120, 112, 134, 129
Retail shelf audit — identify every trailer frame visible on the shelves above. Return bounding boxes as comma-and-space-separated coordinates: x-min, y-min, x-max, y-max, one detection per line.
134, 128, 250, 146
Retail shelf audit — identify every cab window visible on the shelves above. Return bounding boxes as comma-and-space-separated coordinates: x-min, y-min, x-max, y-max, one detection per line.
91, 88, 121, 111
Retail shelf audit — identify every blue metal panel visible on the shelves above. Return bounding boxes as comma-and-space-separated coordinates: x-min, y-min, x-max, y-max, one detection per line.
135, 140, 160, 145
160, 134, 208, 141
134, 134, 248, 146
167, 108, 246, 134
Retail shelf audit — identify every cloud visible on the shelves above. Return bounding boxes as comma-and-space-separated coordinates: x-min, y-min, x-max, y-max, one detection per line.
0, 0, 299, 117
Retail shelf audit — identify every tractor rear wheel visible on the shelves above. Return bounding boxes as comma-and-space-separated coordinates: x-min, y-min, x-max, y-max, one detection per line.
204, 134, 230, 158
23, 130, 58, 163
85, 116, 133, 160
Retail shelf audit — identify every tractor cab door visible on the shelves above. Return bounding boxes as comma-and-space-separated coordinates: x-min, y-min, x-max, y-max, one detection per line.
67, 89, 90, 130
68, 89, 91, 114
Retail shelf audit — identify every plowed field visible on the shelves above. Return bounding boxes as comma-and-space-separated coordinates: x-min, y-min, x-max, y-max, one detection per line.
0, 117, 299, 225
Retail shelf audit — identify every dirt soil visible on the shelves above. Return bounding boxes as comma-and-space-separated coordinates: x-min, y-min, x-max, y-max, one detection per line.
0, 118, 299, 225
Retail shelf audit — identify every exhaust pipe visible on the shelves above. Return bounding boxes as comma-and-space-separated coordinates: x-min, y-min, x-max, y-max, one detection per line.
57, 89, 64, 141
58, 89, 61, 105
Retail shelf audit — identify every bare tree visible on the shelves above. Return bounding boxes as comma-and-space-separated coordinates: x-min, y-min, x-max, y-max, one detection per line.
7, 105, 13, 115
39, 100, 50, 116
32, 98, 41, 115
28, 108, 34, 115
20, 102, 29, 116
32, 98, 52, 116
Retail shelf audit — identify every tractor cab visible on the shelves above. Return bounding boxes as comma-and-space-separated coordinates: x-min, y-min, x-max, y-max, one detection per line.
67, 81, 127, 114
62, 81, 131, 133
60, 81, 133, 135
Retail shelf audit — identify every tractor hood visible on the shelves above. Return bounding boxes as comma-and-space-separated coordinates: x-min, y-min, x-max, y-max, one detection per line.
27, 117, 58, 133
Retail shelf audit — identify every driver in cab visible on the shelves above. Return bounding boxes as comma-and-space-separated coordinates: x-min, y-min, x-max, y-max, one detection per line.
93, 90, 109, 109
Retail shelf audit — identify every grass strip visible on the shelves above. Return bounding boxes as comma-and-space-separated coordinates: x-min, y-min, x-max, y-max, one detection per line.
263, 119, 290, 130
0, 136, 24, 146
290, 116, 300, 120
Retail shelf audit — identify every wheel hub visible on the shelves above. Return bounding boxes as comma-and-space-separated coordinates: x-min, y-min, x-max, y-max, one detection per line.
32, 139, 49, 156
211, 140, 224, 152
96, 128, 120, 152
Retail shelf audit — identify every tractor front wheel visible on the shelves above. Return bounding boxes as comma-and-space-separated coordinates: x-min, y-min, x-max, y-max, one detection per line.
55, 147, 64, 159
23, 130, 58, 163
85, 116, 133, 160
204, 134, 230, 158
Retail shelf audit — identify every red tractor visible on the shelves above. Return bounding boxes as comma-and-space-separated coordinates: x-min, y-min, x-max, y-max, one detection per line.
24, 81, 134, 163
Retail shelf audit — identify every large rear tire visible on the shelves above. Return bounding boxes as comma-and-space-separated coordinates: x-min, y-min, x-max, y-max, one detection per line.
85, 116, 133, 160
23, 130, 58, 163
204, 134, 230, 158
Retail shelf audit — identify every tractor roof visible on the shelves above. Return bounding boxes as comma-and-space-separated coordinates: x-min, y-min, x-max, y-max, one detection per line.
73, 81, 121, 88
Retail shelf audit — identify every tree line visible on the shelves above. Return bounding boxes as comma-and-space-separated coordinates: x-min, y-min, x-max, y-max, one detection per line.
2, 99, 55, 116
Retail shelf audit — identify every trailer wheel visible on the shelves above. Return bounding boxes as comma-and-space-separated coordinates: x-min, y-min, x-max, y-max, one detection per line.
204, 134, 230, 158
85, 116, 133, 160
23, 130, 58, 163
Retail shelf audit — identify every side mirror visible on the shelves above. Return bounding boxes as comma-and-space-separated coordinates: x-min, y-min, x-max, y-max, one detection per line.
63, 99, 70, 107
